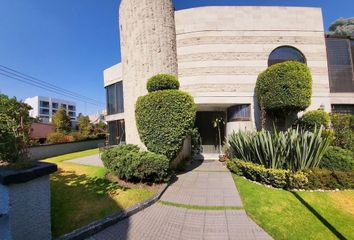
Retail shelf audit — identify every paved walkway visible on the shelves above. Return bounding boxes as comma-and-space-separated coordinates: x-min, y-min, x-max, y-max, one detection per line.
87, 159, 272, 240
66, 154, 103, 167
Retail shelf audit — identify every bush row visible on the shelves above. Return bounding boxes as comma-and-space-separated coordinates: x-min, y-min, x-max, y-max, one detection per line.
101, 144, 170, 183
46, 132, 105, 144
319, 146, 354, 171
227, 159, 354, 190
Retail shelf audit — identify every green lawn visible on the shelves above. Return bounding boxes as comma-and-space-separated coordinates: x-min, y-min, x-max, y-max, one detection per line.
233, 174, 354, 240
44, 149, 155, 238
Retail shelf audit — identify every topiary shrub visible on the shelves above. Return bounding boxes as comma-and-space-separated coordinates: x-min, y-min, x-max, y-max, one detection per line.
101, 144, 170, 182
146, 74, 180, 93
296, 110, 330, 131
256, 61, 312, 116
330, 113, 354, 152
319, 146, 354, 171
136, 74, 196, 161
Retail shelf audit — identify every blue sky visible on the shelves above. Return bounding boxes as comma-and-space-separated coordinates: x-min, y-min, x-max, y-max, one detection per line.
0, 0, 353, 115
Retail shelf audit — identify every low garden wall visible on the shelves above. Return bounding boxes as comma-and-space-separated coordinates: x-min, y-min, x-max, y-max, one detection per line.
29, 139, 104, 160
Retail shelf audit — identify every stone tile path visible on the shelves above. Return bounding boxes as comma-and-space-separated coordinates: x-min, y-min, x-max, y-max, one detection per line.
66, 154, 103, 167
87, 159, 272, 240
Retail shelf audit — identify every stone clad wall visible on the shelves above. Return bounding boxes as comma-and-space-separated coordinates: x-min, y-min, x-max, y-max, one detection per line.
119, 0, 178, 146
175, 6, 331, 129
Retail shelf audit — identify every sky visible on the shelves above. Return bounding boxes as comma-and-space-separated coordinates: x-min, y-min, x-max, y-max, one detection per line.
0, 0, 353, 115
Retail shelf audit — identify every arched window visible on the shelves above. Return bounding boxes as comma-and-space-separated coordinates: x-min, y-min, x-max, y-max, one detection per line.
268, 46, 306, 66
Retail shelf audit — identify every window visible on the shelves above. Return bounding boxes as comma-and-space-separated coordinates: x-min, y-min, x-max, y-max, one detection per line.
40, 101, 49, 108
331, 104, 354, 114
108, 120, 126, 145
52, 110, 57, 114
326, 38, 354, 92
68, 111, 76, 117
52, 102, 59, 109
227, 104, 251, 121
40, 108, 49, 115
268, 46, 306, 66
61, 104, 67, 109
68, 105, 75, 111
106, 81, 124, 115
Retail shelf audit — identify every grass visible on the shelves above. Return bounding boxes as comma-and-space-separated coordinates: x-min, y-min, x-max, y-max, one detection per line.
159, 200, 243, 210
233, 174, 354, 240
44, 149, 155, 238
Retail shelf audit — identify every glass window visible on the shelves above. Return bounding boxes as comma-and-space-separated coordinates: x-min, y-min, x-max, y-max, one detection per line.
106, 81, 124, 115
68, 111, 75, 117
227, 104, 251, 121
108, 120, 126, 145
268, 46, 306, 66
52, 102, 59, 109
331, 104, 354, 115
40, 108, 49, 115
68, 105, 75, 111
326, 38, 354, 92
61, 104, 67, 109
40, 101, 49, 108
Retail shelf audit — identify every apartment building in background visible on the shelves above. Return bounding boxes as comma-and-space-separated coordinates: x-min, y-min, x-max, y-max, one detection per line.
25, 96, 77, 124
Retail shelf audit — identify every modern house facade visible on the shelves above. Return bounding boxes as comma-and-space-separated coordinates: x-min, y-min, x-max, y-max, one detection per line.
104, 1, 354, 152
25, 96, 77, 124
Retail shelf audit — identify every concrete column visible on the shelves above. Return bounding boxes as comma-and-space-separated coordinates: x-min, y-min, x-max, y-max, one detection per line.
119, 0, 178, 147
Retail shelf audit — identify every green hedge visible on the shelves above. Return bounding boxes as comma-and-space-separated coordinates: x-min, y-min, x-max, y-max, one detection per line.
227, 159, 308, 189
296, 110, 330, 130
136, 88, 196, 161
101, 144, 170, 182
330, 113, 354, 152
256, 61, 312, 115
320, 146, 354, 171
146, 74, 180, 93
228, 159, 354, 190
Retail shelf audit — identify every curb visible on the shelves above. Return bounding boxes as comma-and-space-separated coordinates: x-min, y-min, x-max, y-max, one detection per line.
55, 175, 176, 240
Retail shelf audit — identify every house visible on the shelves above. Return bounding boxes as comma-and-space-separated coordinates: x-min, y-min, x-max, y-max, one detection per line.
103, 1, 354, 153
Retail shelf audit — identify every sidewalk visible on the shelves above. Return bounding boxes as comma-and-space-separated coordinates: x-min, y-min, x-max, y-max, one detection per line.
87, 159, 272, 240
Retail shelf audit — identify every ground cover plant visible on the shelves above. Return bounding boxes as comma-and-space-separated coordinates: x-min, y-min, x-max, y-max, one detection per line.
233, 175, 354, 240
136, 74, 196, 161
43, 149, 155, 238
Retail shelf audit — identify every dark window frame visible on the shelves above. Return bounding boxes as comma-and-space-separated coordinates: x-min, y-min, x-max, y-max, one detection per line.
108, 120, 126, 145
227, 104, 251, 122
106, 81, 124, 115
268, 46, 307, 67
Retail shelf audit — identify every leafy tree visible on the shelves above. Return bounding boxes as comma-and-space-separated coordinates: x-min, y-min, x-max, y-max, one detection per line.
77, 115, 91, 136
329, 17, 354, 37
52, 107, 71, 134
0, 94, 33, 163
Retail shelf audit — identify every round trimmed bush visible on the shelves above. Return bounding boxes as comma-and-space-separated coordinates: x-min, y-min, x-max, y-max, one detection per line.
136, 89, 196, 160
320, 146, 354, 171
147, 74, 180, 92
101, 144, 170, 182
256, 61, 312, 115
297, 110, 330, 130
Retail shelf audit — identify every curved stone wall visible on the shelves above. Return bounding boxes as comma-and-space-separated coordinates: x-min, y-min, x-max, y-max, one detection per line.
175, 6, 331, 130
119, 0, 178, 146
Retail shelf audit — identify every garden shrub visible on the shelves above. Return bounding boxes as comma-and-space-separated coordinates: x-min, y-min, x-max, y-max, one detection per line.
305, 169, 354, 190
319, 146, 354, 171
256, 61, 312, 115
136, 74, 196, 161
330, 113, 354, 151
70, 132, 87, 141
101, 144, 170, 182
228, 127, 331, 171
146, 74, 180, 93
227, 159, 308, 189
46, 132, 73, 144
296, 110, 330, 130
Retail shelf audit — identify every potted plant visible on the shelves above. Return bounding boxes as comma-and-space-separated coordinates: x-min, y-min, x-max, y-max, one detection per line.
212, 113, 226, 162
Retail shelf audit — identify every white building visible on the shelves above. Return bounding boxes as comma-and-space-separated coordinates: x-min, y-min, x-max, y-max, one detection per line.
25, 96, 77, 124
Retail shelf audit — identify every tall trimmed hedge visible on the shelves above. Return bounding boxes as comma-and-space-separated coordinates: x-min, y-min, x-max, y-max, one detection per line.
147, 74, 180, 93
136, 74, 196, 160
256, 61, 312, 115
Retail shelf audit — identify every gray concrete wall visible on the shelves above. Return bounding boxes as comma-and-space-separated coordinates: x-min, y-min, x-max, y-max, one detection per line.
0, 176, 51, 240
29, 139, 104, 160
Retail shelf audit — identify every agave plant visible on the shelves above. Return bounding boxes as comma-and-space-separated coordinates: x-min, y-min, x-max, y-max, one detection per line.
228, 126, 331, 172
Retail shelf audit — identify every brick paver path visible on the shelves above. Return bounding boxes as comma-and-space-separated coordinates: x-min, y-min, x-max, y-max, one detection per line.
88, 159, 272, 240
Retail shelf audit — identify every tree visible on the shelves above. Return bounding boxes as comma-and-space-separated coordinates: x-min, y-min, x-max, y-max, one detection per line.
77, 115, 91, 136
329, 17, 354, 37
0, 94, 33, 163
52, 107, 71, 134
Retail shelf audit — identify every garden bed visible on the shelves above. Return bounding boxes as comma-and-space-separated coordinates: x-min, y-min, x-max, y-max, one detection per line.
43, 149, 156, 238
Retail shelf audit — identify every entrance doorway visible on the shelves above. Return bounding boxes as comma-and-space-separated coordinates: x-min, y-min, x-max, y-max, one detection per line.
195, 111, 225, 154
